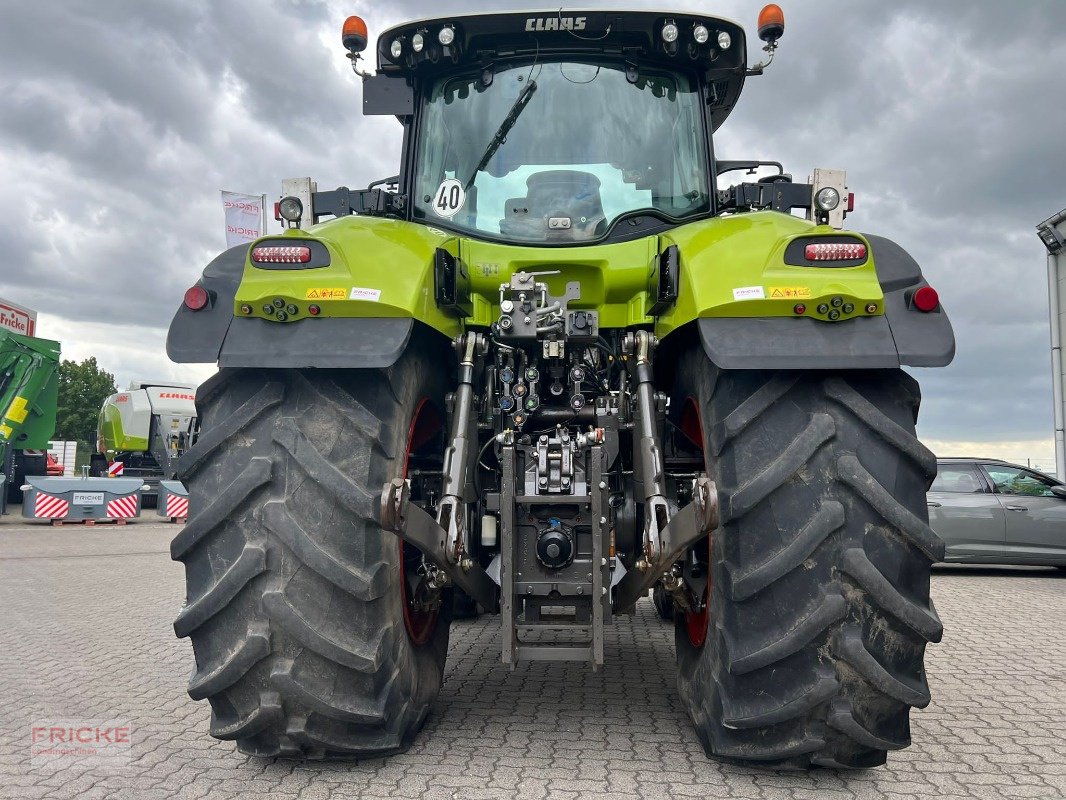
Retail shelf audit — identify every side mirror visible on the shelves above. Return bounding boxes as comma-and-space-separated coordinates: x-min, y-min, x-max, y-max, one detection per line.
1050, 485, 1066, 499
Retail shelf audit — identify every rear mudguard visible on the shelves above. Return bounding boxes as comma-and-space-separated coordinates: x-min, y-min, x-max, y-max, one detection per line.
696, 234, 955, 369
166, 245, 414, 369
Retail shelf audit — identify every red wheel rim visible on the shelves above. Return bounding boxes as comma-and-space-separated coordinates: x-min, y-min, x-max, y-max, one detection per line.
680, 397, 712, 649
400, 398, 442, 646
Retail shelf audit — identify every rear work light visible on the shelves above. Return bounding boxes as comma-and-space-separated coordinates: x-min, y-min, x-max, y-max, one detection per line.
183, 285, 209, 311
912, 286, 940, 312
251, 245, 311, 264
804, 242, 867, 261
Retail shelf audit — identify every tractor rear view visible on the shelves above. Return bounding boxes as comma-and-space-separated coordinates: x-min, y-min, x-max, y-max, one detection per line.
168, 6, 953, 768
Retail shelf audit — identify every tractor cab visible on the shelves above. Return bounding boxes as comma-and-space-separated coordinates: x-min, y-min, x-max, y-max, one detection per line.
280, 9, 819, 239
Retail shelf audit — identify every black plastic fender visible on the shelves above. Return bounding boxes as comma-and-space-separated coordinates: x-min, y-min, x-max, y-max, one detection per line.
166, 245, 414, 369
697, 233, 955, 370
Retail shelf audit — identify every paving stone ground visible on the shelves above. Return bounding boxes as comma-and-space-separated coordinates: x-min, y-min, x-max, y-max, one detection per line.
1, 514, 1064, 799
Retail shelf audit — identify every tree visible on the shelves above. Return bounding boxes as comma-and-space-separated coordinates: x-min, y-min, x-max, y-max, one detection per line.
55, 358, 116, 459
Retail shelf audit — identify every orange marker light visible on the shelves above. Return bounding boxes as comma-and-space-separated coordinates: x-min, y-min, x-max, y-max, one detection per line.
757, 4, 785, 43
342, 16, 368, 53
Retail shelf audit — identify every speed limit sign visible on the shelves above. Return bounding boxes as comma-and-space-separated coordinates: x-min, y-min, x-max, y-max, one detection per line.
432, 179, 466, 218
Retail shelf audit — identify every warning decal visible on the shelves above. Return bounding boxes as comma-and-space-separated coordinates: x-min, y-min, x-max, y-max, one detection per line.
305, 288, 347, 300
5, 396, 28, 424
768, 287, 813, 299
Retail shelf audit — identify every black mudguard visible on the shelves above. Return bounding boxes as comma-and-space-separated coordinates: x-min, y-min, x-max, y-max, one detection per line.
697, 233, 955, 370
166, 245, 414, 369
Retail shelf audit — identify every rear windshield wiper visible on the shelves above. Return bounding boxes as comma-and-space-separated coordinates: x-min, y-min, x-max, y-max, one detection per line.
465, 80, 538, 188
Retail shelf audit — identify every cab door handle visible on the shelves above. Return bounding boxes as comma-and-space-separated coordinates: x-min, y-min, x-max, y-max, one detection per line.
926, 501, 941, 508
1005, 505, 1028, 512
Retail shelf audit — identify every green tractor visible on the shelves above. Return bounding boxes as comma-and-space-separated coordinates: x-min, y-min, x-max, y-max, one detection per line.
168, 6, 953, 768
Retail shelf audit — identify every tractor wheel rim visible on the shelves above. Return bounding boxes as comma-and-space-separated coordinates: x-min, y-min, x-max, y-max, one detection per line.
400, 397, 441, 646
680, 396, 712, 649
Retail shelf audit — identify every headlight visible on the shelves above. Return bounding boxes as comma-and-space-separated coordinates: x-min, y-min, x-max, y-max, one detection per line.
278, 196, 303, 223
717, 31, 732, 49
661, 22, 679, 43
815, 187, 841, 212
693, 25, 709, 44
390, 38, 403, 59
438, 26, 455, 46
412, 32, 425, 53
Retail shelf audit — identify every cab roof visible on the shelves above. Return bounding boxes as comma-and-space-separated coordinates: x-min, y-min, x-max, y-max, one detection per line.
376, 9, 748, 130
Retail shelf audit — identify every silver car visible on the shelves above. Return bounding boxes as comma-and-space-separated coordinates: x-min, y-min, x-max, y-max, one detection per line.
928, 458, 1066, 567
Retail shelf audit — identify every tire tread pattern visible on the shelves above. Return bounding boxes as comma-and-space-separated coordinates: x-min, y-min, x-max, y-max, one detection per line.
173, 354, 449, 759
675, 359, 942, 768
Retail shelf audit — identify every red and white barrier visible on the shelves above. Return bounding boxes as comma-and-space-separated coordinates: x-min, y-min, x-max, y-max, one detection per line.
106, 495, 139, 519
34, 494, 70, 519
166, 494, 189, 519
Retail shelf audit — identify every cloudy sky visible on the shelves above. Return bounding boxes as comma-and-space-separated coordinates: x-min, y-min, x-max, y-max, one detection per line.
3, 1, 1066, 469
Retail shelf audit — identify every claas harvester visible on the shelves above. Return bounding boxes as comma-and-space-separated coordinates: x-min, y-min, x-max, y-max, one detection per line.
167, 6, 954, 768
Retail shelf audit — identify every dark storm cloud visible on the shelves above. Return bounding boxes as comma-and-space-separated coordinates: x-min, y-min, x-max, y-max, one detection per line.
707, 0, 1066, 446
0, 0, 391, 337
1, 0, 1065, 450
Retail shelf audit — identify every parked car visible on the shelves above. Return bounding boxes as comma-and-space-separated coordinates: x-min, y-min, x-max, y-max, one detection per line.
928, 458, 1066, 568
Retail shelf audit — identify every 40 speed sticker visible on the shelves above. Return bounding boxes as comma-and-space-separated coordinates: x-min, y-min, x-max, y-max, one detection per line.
431, 179, 465, 218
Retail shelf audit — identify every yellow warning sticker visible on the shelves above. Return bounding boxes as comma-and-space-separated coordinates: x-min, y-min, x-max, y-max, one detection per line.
768, 286, 813, 299
305, 288, 347, 300
5, 397, 28, 424
0, 423, 11, 440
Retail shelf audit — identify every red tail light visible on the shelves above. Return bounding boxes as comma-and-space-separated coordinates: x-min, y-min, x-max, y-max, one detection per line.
252, 245, 311, 264
804, 242, 866, 261
912, 286, 939, 312
183, 285, 209, 311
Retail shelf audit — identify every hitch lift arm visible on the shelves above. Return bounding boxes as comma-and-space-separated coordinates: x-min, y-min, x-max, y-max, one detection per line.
380, 332, 499, 612
611, 331, 719, 612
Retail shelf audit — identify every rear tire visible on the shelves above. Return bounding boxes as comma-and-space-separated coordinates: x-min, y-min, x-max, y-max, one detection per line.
673, 352, 944, 768
172, 343, 452, 759
652, 582, 675, 621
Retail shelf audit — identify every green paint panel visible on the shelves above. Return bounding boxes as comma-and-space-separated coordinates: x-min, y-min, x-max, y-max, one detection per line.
234, 217, 463, 337
231, 212, 884, 340
656, 211, 884, 337
97, 402, 148, 454
0, 330, 60, 451
461, 238, 658, 328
